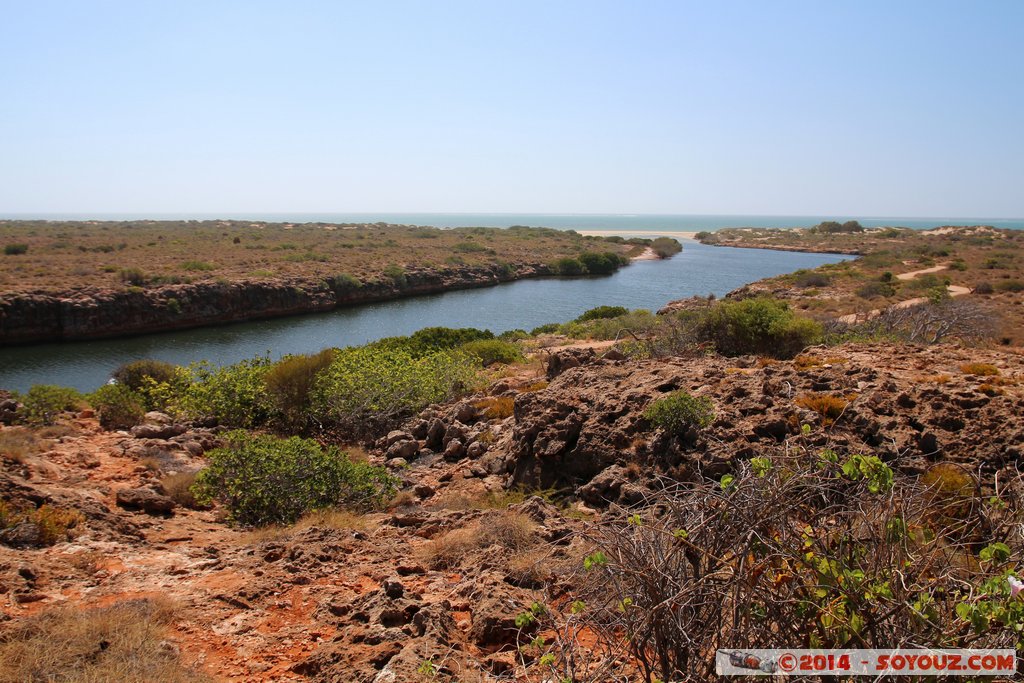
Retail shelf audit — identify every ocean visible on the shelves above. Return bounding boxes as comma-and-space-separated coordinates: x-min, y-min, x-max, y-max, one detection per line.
3, 213, 1023, 232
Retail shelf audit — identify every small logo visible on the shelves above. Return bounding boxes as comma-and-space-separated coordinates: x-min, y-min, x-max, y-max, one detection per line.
726, 650, 778, 674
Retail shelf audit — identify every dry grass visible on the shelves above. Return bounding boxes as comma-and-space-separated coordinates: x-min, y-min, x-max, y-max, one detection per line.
978, 383, 1006, 397
520, 380, 549, 393
794, 392, 849, 426
960, 362, 1001, 376
0, 427, 40, 463
159, 471, 201, 509
237, 507, 371, 544
506, 549, 553, 587
474, 396, 515, 420
0, 501, 84, 546
37, 423, 80, 439
0, 220, 631, 294
418, 511, 539, 569
793, 354, 847, 370
0, 598, 208, 683
912, 373, 951, 384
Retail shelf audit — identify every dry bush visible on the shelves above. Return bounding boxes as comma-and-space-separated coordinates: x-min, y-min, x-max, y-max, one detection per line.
237, 507, 371, 545
0, 501, 84, 546
418, 511, 539, 569
474, 396, 515, 420
159, 471, 202, 509
0, 598, 208, 683
0, 428, 39, 463
833, 299, 998, 345
523, 460, 1024, 683
961, 362, 1001, 376
979, 383, 1006, 397
521, 380, 549, 393
794, 392, 848, 425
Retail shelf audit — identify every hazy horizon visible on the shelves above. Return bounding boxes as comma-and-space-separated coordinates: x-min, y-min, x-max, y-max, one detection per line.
3, 1, 1022, 217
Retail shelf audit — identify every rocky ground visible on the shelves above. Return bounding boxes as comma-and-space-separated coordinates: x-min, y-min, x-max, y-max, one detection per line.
2, 341, 1024, 680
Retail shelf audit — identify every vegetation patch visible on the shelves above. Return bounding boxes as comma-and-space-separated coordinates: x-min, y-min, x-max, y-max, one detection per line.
0, 598, 207, 683
644, 390, 715, 435
960, 362, 1000, 376
192, 431, 398, 526
794, 392, 848, 425
0, 500, 84, 546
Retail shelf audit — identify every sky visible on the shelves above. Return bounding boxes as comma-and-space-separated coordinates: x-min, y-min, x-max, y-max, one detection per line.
1, 1, 1022, 217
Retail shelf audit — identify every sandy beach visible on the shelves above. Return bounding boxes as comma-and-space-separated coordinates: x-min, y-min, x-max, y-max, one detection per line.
580, 229, 699, 239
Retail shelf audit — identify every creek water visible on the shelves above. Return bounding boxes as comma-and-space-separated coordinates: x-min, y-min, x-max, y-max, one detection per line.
0, 240, 850, 392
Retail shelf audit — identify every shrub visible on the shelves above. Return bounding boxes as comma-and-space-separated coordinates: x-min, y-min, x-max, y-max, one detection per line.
960, 362, 1000, 376
118, 267, 147, 286
19, 385, 84, 425
855, 280, 897, 299
89, 384, 146, 430
475, 396, 515, 419
0, 599, 208, 682
551, 257, 586, 276
311, 346, 481, 433
793, 270, 831, 287
333, 272, 362, 290
0, 428, 39, 463
579, 251, 626, 274
177, 357, 272, 428
694, 297, 822, 358
531, 323, 561, 335
995, 279, 1024, 293
112, 359, 179, 392
533, 456, 1019, 682
263, 349, 336, 431
644, 390, 714, 435
498, 328, 530, 342
375, 326, 494, 358
974, 281, 994, 294
575, 305, 629, 322
650, 237, 683, 258
160, 471, 203, 509
453, 241, 488, 253
795, 392, 848, 426
4, 243, 28, 255
180, 260, 215, 271
459, 339, 523, 366
191, 431, 398, 526
383, 264, 407, 287
0, 500, 84, 546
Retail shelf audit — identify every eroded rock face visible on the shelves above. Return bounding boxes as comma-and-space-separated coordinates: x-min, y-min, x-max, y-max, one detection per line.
116, 487, 177, 515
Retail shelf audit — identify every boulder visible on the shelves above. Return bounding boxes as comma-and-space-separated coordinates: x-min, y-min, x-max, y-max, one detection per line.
116, 488, 177, 515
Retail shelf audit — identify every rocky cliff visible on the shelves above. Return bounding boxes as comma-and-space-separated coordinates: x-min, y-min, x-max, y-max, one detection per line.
0, 263, 546, 344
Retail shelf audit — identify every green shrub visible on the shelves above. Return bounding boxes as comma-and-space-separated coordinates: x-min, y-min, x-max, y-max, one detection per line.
264, 349, 336, 431
644, 391, 715, 435
855, 280, 897, 299
650, 237, 683, 258
383, 264, 407, 287
112, 359, 179, 392
793, 269, 831, 287
4, 243, 28, 255
561, 309, 661, 340
498, 329, 529, 341
694, 297, 822, 358
191, 431, 398, 527
118, 267, 147, 286
372, 326, 493, 358
459, 339, 523, 366
333, 272, 361, 290
531, 323, 561, 335
995, 280, 1024, 293
312, 346, 481, 431
575, 305, 630, 322
19, 385, 84, 425
578, 251, 627, 274
89, 384, 145, 430
453, 241, 488, 253
551, 257, 586, 276
180, 260, 216, 271
177, 357, 272, 428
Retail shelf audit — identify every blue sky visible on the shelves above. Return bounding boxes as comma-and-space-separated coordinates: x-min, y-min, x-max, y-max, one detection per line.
1, 1, 1022, 216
